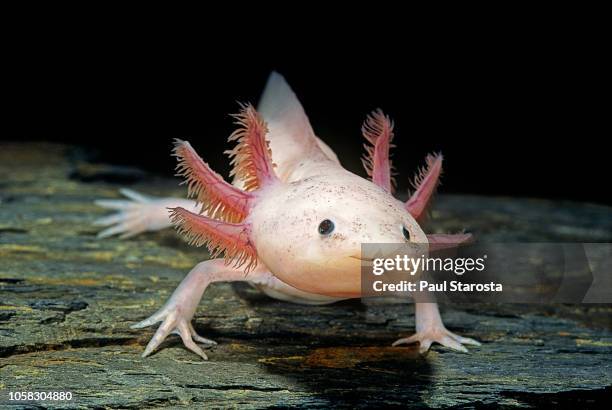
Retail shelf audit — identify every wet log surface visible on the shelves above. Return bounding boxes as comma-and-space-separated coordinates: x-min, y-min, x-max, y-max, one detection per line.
1, 143, 611, 408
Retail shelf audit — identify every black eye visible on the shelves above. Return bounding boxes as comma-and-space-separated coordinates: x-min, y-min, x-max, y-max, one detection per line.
402, 226, 411, 241
318, 219, 335, 235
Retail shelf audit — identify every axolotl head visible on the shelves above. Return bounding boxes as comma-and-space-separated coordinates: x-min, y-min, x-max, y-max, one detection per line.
249, 171, 428, 297
169, 106, 459, 299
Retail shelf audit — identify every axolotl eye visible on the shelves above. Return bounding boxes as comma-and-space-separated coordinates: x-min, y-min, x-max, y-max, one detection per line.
318, 219, 335, 235
402, 225, 411, 241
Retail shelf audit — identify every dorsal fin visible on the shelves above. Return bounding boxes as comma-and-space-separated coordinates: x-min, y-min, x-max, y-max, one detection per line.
255, 72, 332, 172
258, 71, 316, 140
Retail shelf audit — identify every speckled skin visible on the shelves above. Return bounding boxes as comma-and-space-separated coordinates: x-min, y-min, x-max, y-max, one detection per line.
95, 72, 480, 359
249, 168, 427, 297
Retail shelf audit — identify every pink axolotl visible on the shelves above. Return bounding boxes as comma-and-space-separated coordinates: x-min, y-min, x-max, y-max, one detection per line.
95, 72, 479, 359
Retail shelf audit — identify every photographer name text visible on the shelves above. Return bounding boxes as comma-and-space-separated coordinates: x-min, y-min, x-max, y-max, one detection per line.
370, 255, 503, 293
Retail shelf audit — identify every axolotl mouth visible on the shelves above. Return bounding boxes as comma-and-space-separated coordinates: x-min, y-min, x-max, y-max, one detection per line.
349, 255, 375, 262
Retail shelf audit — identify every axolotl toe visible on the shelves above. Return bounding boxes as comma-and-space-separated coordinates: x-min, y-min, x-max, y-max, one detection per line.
96, 72, 480, 359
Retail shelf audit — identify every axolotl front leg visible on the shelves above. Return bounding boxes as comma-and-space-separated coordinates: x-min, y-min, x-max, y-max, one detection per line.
132, 258, 277, 359
393, 303, 480, 353
362, 110, 480, 353
129, 106, 289, 359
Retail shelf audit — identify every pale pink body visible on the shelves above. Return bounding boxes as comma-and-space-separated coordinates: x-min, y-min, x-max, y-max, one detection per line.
95, 73, 480, 359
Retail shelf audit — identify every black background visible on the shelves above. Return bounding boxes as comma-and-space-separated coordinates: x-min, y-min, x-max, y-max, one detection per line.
3, 29, 609, 205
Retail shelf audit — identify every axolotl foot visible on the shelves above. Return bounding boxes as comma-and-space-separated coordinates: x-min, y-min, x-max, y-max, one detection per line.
94, 188, 198, 239
130, 260, 275, 360
392, 326, 480, 354
129, 260, 234, 360
392, 303, 481, 355
131, 305, 216, 360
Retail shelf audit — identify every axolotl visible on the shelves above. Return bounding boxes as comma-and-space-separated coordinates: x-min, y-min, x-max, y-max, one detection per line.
95, 72, 479, 359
